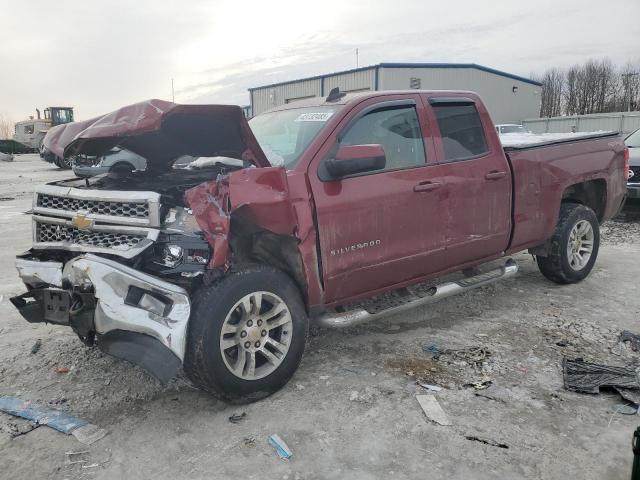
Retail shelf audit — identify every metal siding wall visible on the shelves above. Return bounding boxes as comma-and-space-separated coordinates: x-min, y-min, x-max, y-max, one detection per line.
523, 113, 640, 135
379, 67, 541, 124
323, 68, 376, 93
251, 79, 322, 115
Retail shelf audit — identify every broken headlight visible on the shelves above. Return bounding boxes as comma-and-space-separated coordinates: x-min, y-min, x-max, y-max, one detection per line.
161, 245, 184, 267
151, 233, 211, 274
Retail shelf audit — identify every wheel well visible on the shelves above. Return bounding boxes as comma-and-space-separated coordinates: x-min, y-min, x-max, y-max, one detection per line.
110, 161, 135, 171
227, 216, 308, 307
561, 179, 606, 222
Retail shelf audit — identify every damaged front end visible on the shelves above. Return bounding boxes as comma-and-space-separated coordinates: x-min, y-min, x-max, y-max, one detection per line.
11, 99, 322, 384
11, 254, 189, 382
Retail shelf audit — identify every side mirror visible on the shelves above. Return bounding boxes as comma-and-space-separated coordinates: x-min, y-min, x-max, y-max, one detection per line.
323, 144, 386, 179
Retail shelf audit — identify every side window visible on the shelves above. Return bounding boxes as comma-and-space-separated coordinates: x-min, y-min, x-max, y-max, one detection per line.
340, 106, 425, 171
24, 125, 34, 134
432, 104, 488, 161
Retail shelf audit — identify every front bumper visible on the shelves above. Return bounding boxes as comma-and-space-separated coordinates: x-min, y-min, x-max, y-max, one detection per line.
627, 183, 640, 200
11, 254, 191, 382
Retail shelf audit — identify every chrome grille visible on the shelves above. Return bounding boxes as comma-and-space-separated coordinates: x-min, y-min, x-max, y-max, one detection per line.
32, 186, 160, 258
37, 193, 149, 219
36, 221, 146, 249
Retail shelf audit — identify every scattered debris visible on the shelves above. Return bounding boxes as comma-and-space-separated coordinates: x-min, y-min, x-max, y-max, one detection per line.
416, 395, 452, 426
418, 383, 443, 392
556, 340, 570, 347
563, 358, 640, 393
465, 435, 509, 449
387, 357, 445, 385
268, 434, 293, 459
619, 331, 640, 352
464, 380, 493, 390
445, 346, 491, 370
55, 367, 70, 374
229, 412, 247, 424
616, 388, 640, 406
0, 396, 107, 444
66, 450, 89, 465
474, 386, 509, 404
243, 436, 256, 447
30, 339, 42, 354
422, 343, 442, 360
72, 424, 108, 445
1, 419, 39, 438
610, 404, 638, 415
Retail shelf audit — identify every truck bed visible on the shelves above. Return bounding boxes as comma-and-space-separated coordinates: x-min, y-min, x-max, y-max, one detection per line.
501, 131, 619, 150
504, 131, 626, 254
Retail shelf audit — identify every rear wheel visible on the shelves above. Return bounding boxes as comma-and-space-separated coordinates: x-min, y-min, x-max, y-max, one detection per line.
536, 202, 600, 284
184, 265, 308, 403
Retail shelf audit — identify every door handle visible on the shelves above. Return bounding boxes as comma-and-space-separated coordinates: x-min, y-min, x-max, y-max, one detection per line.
413, 181, 442, 192
485, 171, 507, 180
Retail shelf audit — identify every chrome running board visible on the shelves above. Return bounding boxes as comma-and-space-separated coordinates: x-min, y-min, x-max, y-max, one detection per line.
313, 259, 518, 328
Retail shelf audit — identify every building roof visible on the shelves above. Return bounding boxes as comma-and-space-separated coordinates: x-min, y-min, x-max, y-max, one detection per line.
248, 62, 542, 91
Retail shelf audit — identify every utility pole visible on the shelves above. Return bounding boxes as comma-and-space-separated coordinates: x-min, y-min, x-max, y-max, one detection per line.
622, 72, 639, 112
356, 48, 359, 68
171, 78, 175, 103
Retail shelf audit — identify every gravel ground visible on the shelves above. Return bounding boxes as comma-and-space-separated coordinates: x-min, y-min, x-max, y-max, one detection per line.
1, 155, 639, 479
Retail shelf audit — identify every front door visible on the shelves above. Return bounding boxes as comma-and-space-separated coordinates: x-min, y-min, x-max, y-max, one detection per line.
308, 96, 449, 303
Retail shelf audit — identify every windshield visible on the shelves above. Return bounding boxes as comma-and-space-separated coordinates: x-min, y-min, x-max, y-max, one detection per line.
626, 129, 640, 148
249, 106, 338, 169
500, 125, 527, 134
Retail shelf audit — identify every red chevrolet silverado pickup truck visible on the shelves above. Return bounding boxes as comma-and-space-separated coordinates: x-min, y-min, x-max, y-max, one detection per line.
11, 90, 627, 402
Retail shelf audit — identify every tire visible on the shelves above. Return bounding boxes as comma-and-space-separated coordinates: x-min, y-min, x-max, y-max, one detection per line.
184, 265, 308, 403
56, 156, 72, 169
109, 162, 135, 175
536, 202, 600, 284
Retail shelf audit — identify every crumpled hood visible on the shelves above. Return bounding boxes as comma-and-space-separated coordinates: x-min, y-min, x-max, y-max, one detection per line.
42, 99, 270, 170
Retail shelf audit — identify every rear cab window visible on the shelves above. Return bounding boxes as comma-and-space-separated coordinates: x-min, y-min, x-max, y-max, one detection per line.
431, 102, 488, 162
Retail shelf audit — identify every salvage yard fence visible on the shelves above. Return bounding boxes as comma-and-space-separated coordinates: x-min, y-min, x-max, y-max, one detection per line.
523, 111, 640, 135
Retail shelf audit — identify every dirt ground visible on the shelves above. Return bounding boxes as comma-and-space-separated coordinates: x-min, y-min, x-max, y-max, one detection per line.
1, 154, 639, 480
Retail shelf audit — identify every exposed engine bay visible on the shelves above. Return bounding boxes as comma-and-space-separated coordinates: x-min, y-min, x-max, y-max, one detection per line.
25, 161, 247, 293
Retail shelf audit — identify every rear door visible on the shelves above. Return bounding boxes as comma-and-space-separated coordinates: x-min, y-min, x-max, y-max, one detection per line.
308, 95, 449, 303
423, 95, 512, 266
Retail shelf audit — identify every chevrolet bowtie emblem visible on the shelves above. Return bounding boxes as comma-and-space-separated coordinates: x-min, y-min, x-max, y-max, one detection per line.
72, 214, 93, 230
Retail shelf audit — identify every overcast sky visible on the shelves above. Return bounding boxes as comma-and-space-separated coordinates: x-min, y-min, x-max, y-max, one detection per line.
1, 0, 638, 121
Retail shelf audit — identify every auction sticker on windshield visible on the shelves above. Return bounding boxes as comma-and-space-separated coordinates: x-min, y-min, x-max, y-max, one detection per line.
295, 112, 334, 122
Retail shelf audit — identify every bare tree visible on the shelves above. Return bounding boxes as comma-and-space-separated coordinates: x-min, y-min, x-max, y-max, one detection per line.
537, 68, 564, 117
620, 61, 640, 112
545, 58, 636, 116
0, 112, 13, 140
564, 65, 580, 115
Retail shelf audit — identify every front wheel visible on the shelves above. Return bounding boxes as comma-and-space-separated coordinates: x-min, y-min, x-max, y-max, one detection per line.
536, 202, 600, 284
184, 265, 308, 403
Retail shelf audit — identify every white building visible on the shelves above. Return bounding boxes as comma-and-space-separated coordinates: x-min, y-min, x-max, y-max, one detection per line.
248, 63, 542, 124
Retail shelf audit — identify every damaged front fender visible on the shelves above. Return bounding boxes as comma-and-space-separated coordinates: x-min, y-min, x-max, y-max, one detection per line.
185, 167, 324, 306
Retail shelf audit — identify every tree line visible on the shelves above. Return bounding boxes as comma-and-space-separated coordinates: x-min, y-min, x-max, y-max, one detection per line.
532, 58, 640, 118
